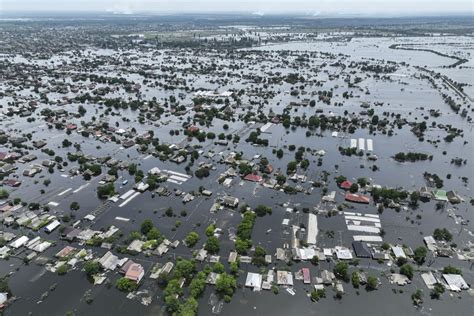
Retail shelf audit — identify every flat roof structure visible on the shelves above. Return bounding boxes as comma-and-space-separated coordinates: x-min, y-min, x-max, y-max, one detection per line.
306, 213, 318, 245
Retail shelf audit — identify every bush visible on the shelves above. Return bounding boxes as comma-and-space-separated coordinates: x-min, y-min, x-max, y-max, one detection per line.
84, 260, 101, 276
333, 262, 349, 281
70, 201, 80, 211
433, 228, 452, 242
140, 219, 154, 235
442, 265, 462, 275
366, 275, 378, 290
185, 232, 200, 247
97, 183, 115, 199
0, 189, 9, 199
351, 271, 360, 288
116, 277, 138, 292
254, 205, 272, 217
411, 289, 423, 306
310, 288, 326, 301
413, 246, 427, 265
430, 283, 444, 299
57, 264, 69, 275
400, 263, 414, 280
216, 273, 236, 296
205, 224, 216, 237
205, 236, 220, 254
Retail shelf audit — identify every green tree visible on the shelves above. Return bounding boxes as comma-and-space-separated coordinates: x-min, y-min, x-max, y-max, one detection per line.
411, 289, 423, 306
235, 238, 250, 254
174, 259, 196, 279
430, 283, 444, 299
333, 261, 349, 281
310, 288, 326, 301
400, 263, 414, 280
140, 219, 154, 235
410, 191, 420, 206
116, 277, 138, 292
97, 183, 115, 198
215, 273, 236, 296
433, 228, 452, 242
351, 271, 360, 288
84, 260, 101, 276
146, 227, 161, 241
164, 294, 180, 313
0, 189, 10, 199
205, 224, 216, 237
57, 264, 69, 275
349, 183, 359, 193
366, 275, 378, 290
189, 272, 207, 298
179, 297, 199, 315
70, 201, 80, 211
230, 262, 239, 275
442, 265, 462, 275
413, 246, 427, 265
213, 262, 225, 273
254, 205, 272, 217
205, 236, 220, 254
185, 232, 200, 247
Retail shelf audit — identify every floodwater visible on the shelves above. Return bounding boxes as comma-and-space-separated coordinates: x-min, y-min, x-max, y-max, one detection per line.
0, 34, 473, 316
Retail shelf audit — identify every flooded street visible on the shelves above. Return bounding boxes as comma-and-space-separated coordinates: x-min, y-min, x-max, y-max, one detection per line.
0, 12, 473, 316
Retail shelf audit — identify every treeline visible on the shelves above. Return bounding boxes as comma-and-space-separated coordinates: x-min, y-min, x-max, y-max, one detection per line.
235, 211, 256, 254
394, 152, 432, 162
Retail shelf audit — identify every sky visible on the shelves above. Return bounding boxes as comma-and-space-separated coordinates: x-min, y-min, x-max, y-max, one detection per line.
0, 0, 472, 16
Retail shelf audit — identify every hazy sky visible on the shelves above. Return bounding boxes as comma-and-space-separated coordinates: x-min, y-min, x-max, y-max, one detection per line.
0, 0, 472, 15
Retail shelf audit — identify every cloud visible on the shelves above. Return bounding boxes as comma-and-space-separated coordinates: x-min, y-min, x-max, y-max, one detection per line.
1, 0, 471, 15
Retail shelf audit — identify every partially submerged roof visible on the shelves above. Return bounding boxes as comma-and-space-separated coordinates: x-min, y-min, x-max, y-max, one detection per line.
352, 241, 371, 258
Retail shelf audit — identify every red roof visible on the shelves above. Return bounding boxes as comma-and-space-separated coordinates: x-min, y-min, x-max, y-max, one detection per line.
244, 174, 262, 182
125, 263, 144, 282
66, 123, 77, 130
345, 193, 370, 204
302, 268, 311, 284
187, 126, 199, 133
339, 180, 353, 190
2, 179, 21, 187
265, 164, 274, 174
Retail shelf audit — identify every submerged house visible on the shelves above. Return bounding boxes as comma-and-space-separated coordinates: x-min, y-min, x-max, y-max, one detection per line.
345, 193, 370, 204
125, 263, 145, 283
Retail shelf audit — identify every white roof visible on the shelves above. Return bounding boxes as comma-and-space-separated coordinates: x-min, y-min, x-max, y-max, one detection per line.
10, 235, 29, 248
424, 236, 436, 244
84, 214, 96, 221
335, 246, 353, 260
392, 246, 406, 259
99, 251, 119, 270
323, 248, 333, 257
443, 274, 469, 291
33, 241, 52, 253
353, 235, 383, 242
0, 293, 7, 305
306, 214, 318, 245
421, 272, 437, 288
245, 272, 263, 289
45, 219, 60, 232
148, 167, 161, 175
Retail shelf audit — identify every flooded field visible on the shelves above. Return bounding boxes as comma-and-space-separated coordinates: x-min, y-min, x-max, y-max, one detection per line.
0, 13, 472, 316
